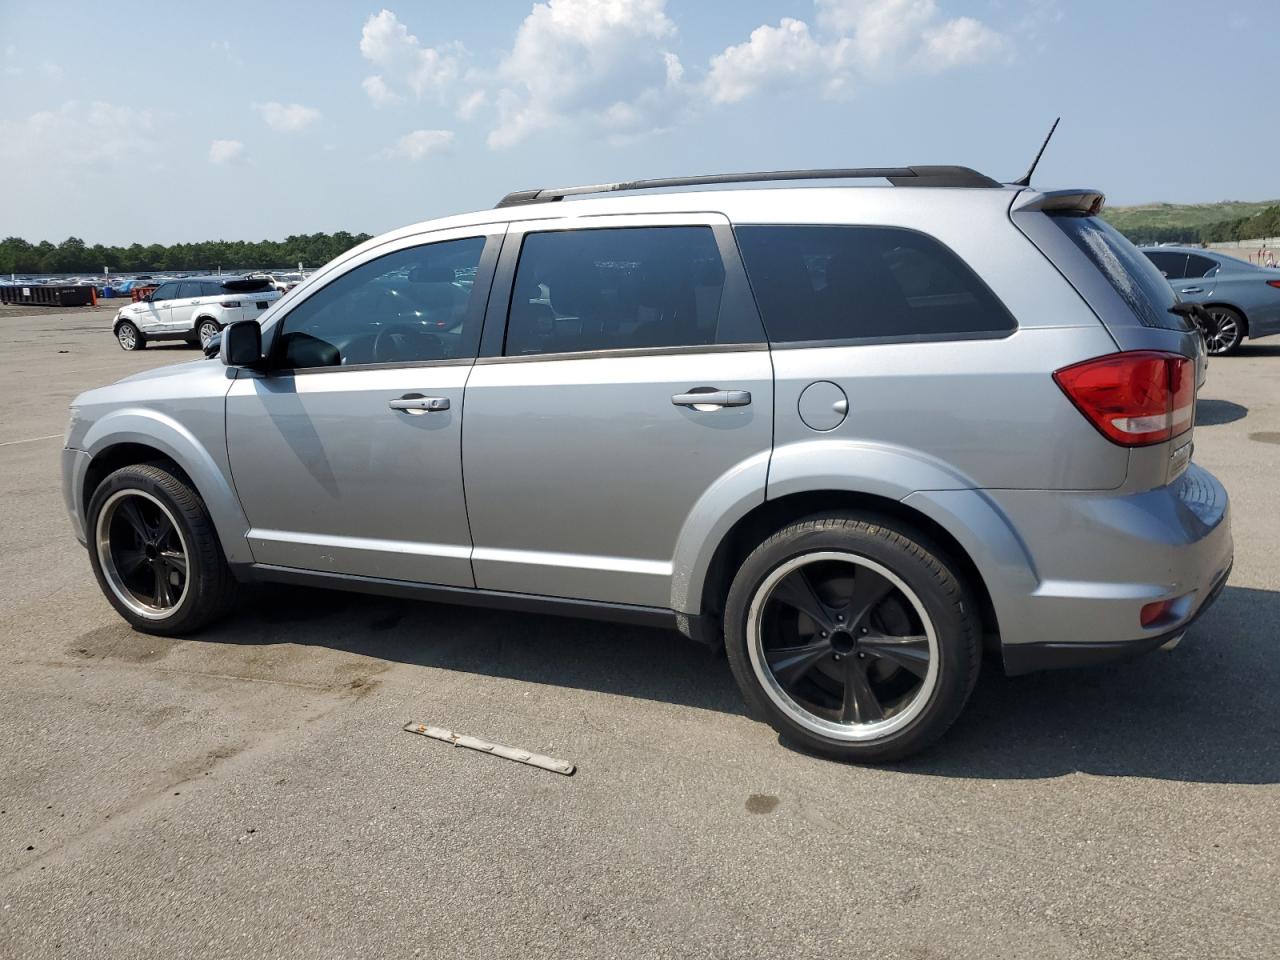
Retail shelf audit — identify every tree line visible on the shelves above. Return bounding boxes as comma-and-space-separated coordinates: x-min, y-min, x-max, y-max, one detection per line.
1114, 204, 1280, 246
0, 232, 374, 276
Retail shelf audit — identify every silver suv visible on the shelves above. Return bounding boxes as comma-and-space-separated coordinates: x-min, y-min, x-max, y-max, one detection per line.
62, 166, 1233, 761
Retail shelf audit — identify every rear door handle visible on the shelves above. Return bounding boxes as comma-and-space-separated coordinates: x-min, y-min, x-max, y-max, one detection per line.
389, 394, 450, 414
671, 389, 752, 408
1180, 287, 1204, 294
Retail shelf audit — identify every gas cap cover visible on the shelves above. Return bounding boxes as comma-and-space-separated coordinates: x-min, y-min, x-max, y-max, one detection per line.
797, 381, 849, 432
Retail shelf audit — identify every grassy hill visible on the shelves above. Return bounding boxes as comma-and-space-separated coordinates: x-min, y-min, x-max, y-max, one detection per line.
1103, 200, 1279, 233
1102, 200, 1280, 244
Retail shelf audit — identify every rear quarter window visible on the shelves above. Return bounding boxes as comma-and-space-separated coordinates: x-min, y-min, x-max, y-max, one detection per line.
1051, 215, 1190, 332
734, 225, 1015, 345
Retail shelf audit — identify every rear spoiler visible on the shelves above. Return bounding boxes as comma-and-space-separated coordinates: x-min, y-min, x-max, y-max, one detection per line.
1011, 189, 1105, 216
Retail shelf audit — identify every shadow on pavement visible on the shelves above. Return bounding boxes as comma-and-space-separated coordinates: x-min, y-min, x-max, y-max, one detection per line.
1195, 398, 1248, 426
195, 581, 1278, 784
898, 585, 1279, 784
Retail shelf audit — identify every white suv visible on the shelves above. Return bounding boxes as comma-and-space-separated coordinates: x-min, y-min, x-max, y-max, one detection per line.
112, 277, 281, 351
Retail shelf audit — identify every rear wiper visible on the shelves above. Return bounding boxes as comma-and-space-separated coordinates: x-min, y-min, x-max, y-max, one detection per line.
1168, 302, 1209, 324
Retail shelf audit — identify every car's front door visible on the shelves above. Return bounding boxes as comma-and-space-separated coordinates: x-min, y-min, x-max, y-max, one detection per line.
462, 213, 773, 609
136, 281, 178, 334
225, 226, 501, 585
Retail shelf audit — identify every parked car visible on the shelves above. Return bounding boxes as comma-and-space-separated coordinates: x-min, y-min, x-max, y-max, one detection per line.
111, 276, 281, 351
1140, 245, 1280, 355
63, 166, 1231, 762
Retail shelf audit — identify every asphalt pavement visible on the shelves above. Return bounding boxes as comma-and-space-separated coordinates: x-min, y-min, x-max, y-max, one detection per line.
0, 306, 1276, 959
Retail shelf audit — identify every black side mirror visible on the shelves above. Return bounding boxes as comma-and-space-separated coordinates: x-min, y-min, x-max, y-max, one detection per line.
219, 320, 263, 367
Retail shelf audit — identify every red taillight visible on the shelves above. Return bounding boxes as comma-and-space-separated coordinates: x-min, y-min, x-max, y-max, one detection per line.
219, 300, 241, 308
1267, 280, 1280, 289
1053, 351, 1194, 447
1140, 599, 1175, 628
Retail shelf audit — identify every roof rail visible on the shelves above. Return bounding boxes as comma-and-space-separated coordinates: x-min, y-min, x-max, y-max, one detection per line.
495, 165, 1001, 208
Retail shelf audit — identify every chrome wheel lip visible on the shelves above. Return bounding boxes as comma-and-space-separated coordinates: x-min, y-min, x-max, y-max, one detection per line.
747, 551, 940, 743
197, 321, 218, 347
117, 324, 137, 349
94, 489, 190, 620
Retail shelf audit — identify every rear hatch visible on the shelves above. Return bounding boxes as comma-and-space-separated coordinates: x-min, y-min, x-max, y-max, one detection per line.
1010, 190, 1203, 489
221, 277, 279, 312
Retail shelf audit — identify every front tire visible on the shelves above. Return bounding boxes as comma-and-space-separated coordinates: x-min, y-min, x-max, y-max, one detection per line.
87, 463, 237, 635
724, 515, 981, 763
116, 321, 144, 351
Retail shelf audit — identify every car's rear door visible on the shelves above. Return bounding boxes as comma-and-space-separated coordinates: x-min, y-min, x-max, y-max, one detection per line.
461, 212, 773, 609
1175, 253, 1219, 303
225, 226, 501, 585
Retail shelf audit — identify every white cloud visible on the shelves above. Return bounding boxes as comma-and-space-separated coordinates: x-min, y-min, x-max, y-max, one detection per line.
391, 129, 455, 160
917, 16, 1008, 71
707, 0, 1009, 105
255, 101, 322, 132
0, 101, 156, 169
208, 139, 245, 164
457, 89, 487, 121
706, 18, 827, 105
359, 9, 464, 103
362, 75, 400, 107
487, 0, 681, 149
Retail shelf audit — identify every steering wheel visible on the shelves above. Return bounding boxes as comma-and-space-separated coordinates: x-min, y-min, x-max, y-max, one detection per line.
373, 323, 426, 363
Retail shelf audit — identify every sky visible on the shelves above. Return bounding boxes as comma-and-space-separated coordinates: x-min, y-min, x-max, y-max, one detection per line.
0, 0, 1275, 246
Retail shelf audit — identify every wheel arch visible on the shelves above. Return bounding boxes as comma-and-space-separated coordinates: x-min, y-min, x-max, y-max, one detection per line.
690, 489, 1006, 652
1204, 301, 1249, 334
80, 413, 252, 564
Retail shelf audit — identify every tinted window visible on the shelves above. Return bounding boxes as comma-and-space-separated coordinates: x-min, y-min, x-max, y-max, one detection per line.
1143, 251, 1188, 279
273, 237, 486, 369
735, 225, 1015, 343
176, 281, 204, 299
504, 227, 726, 356
150, 282, 180, 301
1184, 254, 1218, 279
201, 281, 224, 296
1051, 215, 1189, 331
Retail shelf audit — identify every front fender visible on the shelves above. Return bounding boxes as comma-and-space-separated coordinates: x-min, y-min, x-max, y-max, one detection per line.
80, 408, 253, 564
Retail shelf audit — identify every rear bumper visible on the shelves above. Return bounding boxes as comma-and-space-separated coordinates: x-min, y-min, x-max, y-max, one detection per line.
986, 462, 1233, 674
1003, 560, 1231, 674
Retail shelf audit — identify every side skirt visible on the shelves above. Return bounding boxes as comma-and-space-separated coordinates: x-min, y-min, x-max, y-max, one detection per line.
232, 562, 716, 640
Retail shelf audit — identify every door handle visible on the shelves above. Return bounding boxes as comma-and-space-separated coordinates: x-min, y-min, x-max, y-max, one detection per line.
1180, 287, 1204, 294
671, 389, 752, 409
388, 394, 450, 414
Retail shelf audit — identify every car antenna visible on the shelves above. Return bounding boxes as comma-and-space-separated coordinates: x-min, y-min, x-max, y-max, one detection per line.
1011, 117, 1060, 187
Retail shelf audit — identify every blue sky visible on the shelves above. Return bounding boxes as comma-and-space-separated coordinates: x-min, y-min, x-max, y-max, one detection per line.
1, 0, 1274, 245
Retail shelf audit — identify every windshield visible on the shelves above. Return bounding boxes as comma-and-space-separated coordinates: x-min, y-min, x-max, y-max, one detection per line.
1050, 214, 1191, 332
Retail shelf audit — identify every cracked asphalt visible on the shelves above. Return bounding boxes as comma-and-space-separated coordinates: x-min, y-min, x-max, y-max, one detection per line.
1, 306, 1276, 959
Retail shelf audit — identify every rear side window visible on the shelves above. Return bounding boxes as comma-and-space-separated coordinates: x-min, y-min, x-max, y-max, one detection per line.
1184, 254, 1218, 279
504, 227, 726, 356
1051, 215, 1188, 331
734, 225, 1015, 344
176, 281, 203, 299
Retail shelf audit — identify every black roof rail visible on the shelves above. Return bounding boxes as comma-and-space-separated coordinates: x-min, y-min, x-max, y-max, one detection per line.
495, 165, 1001, 208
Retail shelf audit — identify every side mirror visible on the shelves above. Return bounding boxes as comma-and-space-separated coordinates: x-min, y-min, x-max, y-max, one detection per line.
219, 320, 263, 367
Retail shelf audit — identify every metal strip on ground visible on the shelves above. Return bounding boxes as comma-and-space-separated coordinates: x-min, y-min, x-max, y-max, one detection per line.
403, 721, 575, 776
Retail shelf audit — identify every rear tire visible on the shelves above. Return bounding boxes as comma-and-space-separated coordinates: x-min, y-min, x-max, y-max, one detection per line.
87, 463, 238, 635
724, 514, 981, 763
116, 321, 144, 351
196, 318, 220, 350
1202, 305, 1245, 356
